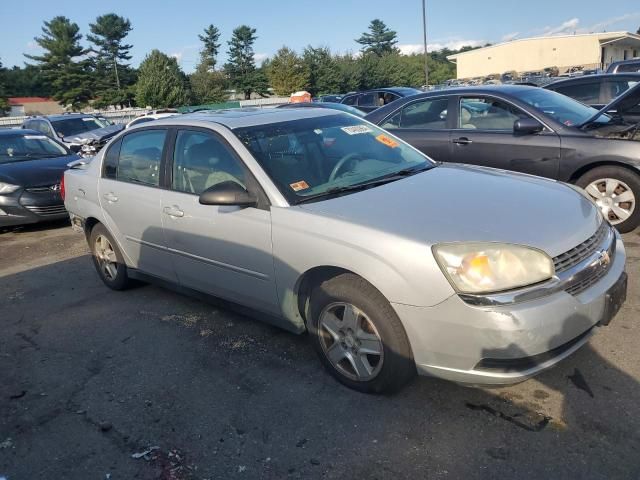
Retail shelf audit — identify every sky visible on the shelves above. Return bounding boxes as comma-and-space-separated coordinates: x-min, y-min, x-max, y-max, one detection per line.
1, 0, 639, 72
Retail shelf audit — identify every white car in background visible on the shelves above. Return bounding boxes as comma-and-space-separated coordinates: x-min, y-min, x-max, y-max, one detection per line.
125, 109, 179, 129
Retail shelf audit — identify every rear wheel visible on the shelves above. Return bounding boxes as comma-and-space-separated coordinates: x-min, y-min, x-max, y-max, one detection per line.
89, 223, 133, 290
308, 273, 415, 394
576, 166, 640, 233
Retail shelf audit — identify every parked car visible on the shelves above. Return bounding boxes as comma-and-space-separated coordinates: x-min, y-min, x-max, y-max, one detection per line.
340, 87, 421, 113
0, 129, 79, 227
63, 108, 627, 393
544, 73, 640, 109
22, 113, 124, 157
277, 101, 365, 117
125, 110, 179, 129
314, 94, 343, 103
365, 84, 640, 232
607, 58, 640, 74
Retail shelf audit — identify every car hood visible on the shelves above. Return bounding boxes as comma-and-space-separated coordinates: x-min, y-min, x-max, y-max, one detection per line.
0, 154, 79, 187
64, 124, 124, 144
298, 164, 601, 258
581, 82, 640, 127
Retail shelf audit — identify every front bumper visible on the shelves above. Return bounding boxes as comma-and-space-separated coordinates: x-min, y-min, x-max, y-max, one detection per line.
394, 232, 626, 386
0, 187, 67, 227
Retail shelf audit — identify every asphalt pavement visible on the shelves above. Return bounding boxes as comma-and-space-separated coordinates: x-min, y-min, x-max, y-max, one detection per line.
1, 221, 639, 479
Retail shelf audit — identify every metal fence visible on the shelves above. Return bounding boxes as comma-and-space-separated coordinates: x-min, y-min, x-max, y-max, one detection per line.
0, 97, 291, 129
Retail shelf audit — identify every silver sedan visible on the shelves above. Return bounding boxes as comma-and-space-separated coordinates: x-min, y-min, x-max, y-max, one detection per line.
63, 108, 627, 393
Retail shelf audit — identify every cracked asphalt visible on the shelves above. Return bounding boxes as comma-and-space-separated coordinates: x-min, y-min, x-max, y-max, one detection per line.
1, 221, 639, 479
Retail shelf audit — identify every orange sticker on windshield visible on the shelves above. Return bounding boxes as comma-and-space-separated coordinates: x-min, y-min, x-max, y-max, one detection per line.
376, 134, 399, 148
290, 180, 310, 192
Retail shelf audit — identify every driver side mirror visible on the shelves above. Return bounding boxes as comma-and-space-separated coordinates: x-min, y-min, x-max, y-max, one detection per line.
514, 118, 544, 135
199, 181, 257, 208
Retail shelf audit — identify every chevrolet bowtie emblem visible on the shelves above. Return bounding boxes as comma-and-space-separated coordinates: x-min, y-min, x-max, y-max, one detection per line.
597, 250, 611, 267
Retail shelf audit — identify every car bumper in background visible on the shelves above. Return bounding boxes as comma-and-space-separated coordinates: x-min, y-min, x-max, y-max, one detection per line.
394, 233, 627, 386
0, 187, 68, 227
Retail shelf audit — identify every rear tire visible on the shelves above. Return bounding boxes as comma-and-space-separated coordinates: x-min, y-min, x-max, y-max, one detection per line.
576, 166, 640, 233
308, 273, 416, 394
89, 223, 133, 290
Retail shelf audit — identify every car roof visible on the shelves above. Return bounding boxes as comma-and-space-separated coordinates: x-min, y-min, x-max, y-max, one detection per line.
545, 73, 640, 87
28, 113, 95, 121
0, 128, 41, 137
345, 87, 421, 96
155, 107, 343, 129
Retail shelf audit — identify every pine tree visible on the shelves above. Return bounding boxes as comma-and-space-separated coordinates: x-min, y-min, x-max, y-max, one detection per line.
190, 24, 227, 105
225, 25, 266, 99
135, 50, 190, 108
266, 47, 309, 96
25, 16, 93, 110
0, 60, 9, 116
355, 19, 398, 57
302, 46, 341, 96
87, 13, 135, 107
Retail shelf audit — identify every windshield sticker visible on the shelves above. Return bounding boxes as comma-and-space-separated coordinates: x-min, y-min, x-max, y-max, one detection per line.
314, 129, 323, 135
341, 125, 372, 135
23, 135, 48, 140
290, 180, 310, 192
375, 134, 399, 148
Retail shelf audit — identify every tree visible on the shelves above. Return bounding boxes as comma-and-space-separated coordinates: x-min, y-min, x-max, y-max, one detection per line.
87, 13, 135, 106
302, 46, 341, 96
356, 19, 398, 56
135, 50, 190, 108
0, 60, 9, 116
190, 24, 227, 105
266, 47, 309, 95
3, 65, 52, 97
25, 16, 93, 110
225, 25, 267, 99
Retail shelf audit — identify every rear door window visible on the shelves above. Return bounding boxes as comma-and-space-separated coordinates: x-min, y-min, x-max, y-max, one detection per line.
603, 79, 639, 103
114, 130, 167, 187
358, 93, 377, 107
382, 98, 449, 129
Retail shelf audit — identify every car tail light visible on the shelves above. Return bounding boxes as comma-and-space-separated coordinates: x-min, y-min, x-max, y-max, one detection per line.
60, 174, 65, 201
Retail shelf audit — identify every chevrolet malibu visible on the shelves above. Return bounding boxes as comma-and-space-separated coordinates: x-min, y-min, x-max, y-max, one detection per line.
62, 109, 627, 393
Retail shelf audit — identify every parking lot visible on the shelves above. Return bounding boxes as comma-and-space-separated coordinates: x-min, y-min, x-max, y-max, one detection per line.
0, 222, 637, 479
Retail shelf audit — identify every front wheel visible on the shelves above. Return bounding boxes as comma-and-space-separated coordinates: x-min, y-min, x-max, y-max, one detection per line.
308, 273, 415, 394
576, 166, 640, 233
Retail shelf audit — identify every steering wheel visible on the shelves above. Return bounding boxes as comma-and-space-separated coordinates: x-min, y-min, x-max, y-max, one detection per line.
329, 153, 365, 182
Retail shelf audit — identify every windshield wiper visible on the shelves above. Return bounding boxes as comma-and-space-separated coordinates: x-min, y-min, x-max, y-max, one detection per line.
295, 164, 434, 204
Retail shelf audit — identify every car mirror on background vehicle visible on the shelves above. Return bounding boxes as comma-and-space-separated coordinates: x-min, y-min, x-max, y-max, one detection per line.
199, 181, 257, 208
514, 118, 544, 135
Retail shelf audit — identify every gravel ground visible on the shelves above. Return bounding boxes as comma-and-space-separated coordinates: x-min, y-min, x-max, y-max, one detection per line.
1, 221, 639, 480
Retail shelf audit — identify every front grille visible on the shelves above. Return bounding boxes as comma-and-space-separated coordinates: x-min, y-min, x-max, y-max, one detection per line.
24, 204, 67, 216
565, 267, 609, 296
553, 222, 608, 274
25, 184, 60, 193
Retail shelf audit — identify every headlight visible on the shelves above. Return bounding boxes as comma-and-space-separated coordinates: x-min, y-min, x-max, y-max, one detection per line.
432, 243, 554, 294
0, 182, 20, 194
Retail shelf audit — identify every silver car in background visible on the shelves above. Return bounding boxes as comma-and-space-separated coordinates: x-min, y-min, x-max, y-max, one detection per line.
62, 108, 627, 393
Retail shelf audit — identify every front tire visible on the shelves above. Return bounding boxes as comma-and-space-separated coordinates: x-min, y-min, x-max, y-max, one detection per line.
89, 223, 133, 290
576, 166, 640, 233
308, 273, 415, 394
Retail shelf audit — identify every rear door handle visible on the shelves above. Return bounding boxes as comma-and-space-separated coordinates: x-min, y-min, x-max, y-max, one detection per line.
103, 192, 118, 203
163, 206, 184, 218
452, 137, 473, 145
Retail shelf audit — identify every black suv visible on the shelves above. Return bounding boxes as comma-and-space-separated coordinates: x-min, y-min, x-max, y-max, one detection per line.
340, 87, 421, 113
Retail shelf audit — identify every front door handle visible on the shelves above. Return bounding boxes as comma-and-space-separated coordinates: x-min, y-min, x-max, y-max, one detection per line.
103, 192, 118, 203
163, 206, 184, 218
452, 137, 473, 145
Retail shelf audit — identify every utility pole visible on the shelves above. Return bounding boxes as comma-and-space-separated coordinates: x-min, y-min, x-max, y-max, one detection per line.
422, 0, 429, 87
113, 53, 121, 91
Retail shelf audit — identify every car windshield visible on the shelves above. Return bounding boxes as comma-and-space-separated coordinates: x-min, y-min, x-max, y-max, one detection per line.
0, 134, 68, 163
516, 88, 609, 127
52, 116, 108, 137
234, 114, 434, 203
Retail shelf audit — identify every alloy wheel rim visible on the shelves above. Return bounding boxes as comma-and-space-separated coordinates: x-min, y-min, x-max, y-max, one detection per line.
584, 178, 636, 225
94, 235, 118, 280
318, 302, 384, 382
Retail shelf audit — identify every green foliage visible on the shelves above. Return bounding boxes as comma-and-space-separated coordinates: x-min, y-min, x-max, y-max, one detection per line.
190, 24, 227, 105
356, 19, 398, 57
88, 13, 135, 106
25, 16, 92, 110
198, 24, 221, 71
135, 50, 190, 108
302, 46, 342, 96
3, 65, 52, 97
0, 60, 9, 116
225, 25, 266, 99
266, 47, 309, 95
